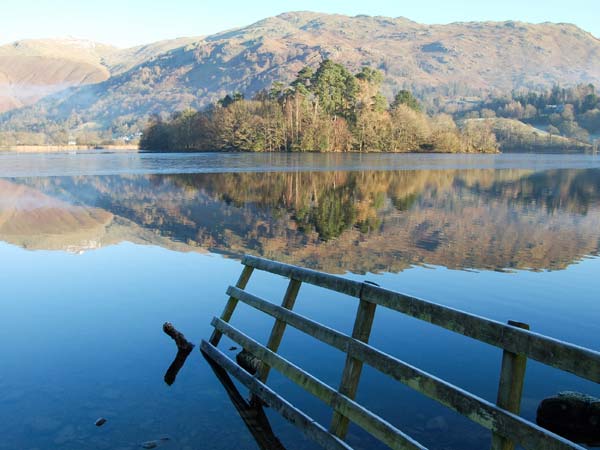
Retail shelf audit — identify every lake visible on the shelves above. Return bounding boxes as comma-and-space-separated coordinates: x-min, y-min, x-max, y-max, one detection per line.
1, 151, 599, 450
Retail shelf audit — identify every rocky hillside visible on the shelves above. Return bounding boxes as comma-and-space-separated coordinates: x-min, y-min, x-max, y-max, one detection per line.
1, 11, 599, 133
0, 37, 198, 113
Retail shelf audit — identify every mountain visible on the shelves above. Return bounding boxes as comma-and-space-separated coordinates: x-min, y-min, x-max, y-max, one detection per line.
0, 36, 199, 114
1, 11, 599, 135
0, 38, 114, 113
102, 37, 200, 75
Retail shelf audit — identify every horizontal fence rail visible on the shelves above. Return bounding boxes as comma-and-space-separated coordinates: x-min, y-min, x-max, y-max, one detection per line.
201, 255, 599, 450
242, 255, 600, 383
224, 286, 585, 450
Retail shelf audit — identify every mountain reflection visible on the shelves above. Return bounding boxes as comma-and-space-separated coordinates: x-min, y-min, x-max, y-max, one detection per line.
2, 168, 600, 273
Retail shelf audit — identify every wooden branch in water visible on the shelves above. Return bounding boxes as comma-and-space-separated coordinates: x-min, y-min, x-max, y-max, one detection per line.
163, 322, 195, 386
163, 322, 195, 352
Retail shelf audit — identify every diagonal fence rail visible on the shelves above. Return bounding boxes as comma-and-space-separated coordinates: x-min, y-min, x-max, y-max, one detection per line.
201, 255, 600, 450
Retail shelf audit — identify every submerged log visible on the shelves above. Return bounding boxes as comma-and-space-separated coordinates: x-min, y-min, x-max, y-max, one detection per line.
237, 349, 261, 375
162, 322, 195, 386
536, 391, 600, 446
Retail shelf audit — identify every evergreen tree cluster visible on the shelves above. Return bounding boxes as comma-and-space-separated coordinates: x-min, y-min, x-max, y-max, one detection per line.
140, 61, 498, 153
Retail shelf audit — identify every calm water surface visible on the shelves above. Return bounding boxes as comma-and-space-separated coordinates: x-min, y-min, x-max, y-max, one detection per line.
1, 152, 599, 450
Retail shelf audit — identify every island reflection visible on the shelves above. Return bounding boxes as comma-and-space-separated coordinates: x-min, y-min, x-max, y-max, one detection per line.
2, 168, 600, 273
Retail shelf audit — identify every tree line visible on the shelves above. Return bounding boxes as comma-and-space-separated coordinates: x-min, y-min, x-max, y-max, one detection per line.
460, 84, 600, 143
140, 61, 498, 153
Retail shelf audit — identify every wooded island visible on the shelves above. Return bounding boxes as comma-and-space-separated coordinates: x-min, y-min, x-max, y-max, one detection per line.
140, 61, 499, 153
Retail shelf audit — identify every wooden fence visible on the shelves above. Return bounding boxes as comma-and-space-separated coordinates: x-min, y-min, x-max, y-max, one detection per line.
200, 255, 600, 450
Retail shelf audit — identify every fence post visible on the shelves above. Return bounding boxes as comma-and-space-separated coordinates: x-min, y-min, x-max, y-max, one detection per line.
491, 320, 530, 450
209, 265, 255, 346
330, 284, 377, 439
257, 278, 302, 383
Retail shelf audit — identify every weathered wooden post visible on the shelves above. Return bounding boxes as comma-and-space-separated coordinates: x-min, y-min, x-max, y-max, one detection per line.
491, 320, 530, 450
210, 265, 254, 346
257, 278, 302, 383
330, 284, 377, 439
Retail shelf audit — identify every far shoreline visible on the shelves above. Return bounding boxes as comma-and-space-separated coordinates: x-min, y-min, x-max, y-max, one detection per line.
1, 146, 595, 156
0, 144, 139, 154
2, 145, 500, 155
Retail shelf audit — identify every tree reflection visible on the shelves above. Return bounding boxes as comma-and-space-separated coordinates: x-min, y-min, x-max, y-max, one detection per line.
2, 168, 600, 273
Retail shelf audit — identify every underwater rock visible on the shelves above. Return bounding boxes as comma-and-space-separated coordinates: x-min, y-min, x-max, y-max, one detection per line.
536, 391, 600, 445
95, 418, 107, 427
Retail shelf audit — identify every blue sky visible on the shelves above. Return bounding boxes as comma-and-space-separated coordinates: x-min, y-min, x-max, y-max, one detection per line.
1, 0, 598, 47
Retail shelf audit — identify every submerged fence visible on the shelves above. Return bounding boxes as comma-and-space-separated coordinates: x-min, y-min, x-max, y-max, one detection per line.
201, 255, 600, 450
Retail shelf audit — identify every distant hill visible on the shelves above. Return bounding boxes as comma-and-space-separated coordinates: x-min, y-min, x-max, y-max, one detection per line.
1, 11, 599, 135
466, 118, 593, 152
0, 37, 199, 113
0, 39, 113, 112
